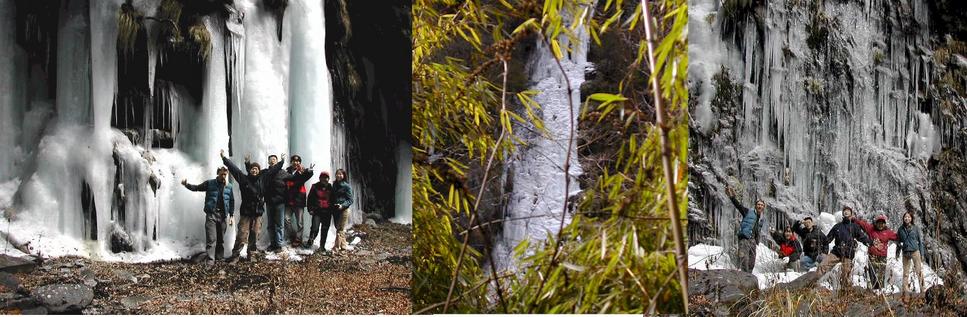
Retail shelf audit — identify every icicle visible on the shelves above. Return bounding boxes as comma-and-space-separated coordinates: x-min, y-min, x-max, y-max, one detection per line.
223, 3, 245, 156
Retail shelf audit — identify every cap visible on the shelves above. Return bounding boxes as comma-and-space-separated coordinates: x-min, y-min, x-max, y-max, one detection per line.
874, 214, 888, 223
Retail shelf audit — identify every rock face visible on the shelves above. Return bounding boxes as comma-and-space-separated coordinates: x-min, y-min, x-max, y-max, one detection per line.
31, 284, 94, 313
325, 0, 411, 223
688, 0, 967, 278
0, 255, 36, 273
688, 269, 758, 305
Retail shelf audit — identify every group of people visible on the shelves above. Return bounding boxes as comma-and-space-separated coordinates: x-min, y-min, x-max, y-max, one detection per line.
181, 150, 354, 264
727, 186, 928, 298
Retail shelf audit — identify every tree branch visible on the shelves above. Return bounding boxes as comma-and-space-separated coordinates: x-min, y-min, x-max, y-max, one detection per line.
640, 0, 688, 313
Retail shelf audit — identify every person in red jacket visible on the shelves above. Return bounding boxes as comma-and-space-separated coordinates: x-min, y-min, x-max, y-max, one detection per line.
769, 226, 802, 271
855, 213, 898, 290
306, 172, 335, 253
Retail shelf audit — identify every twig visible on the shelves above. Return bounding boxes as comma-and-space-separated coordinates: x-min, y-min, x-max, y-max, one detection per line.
442, 59, 512, 313
640, 0, 688, 313
529, 24, 578, 313
418, 272, 517, 314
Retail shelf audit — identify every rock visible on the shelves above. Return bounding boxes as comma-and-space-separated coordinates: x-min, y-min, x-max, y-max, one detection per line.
775, 271, 820, 292
357, 250, 374, 257
0, 255, 37, 273
114, 270, 137, 284
79, 269, 97, 287
688, 269, 758, 305
0, 272, 21, 293
365, 213, 384, 221
375, 252, 392, 262
350, 237, 361, 245
365, 219, 377, 227
120, 295, 150, 310
32, 284, 94, 313
21, 306, 48, 314
110, 224, 135, 253
0, 292, 37, 309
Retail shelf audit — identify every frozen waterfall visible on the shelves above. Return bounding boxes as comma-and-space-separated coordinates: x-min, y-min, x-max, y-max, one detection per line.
0, 0, 362, 261
687, 0, 955, 288
493, 6, 589, 271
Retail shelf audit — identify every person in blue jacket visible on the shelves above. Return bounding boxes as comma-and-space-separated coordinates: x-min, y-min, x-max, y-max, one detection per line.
897, 211, 927, 298
182, 167, 235, 264
726, 186, 766, 272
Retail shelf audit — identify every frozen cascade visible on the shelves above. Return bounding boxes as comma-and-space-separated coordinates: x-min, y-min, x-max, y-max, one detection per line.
0, 0, 362, 261
391, 141, 413, 224
688, 0, 962, 288
494, 6, 589, 271
288, 0, 335, 242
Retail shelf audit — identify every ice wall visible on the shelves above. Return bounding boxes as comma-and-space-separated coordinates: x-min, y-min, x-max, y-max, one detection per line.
0, 0, 365, 261
494, 4, 589, 271
688, 0, 960, 277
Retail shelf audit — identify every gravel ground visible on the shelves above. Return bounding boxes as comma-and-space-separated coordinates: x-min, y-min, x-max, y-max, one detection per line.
12, 223, 412, 314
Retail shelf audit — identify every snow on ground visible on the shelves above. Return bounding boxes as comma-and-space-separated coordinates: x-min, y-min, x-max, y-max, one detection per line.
690, 220, 944, 292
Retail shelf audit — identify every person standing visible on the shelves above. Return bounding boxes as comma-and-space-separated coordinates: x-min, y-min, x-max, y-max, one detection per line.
814, 207, 872, 288
262, 154, 288, 252
306, 171, 334, 252
283, 155, 314, 248
855, 213, 898, 290
221, 150, 284, 263
726, 186, 766, 273
897, 211, 926, 299
332, 169, 354, 252
792, 216, 827, 270
182, 167, 235, 264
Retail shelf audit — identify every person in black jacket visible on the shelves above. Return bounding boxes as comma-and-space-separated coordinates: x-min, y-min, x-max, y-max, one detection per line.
792, 216, 827, 270
283, 155, 314, 248
261, 154, 288, 252
814, 207, 872, 288
306, 172, 334, 252
221, 150, 284, 263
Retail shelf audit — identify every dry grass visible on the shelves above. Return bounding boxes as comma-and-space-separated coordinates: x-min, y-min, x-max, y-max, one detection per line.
13, 223, 412, 314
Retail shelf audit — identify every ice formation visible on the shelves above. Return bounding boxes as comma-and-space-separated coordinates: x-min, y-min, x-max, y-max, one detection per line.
688, 0, 965, 287
493, 4, 589, 271
0, 0, 375, 262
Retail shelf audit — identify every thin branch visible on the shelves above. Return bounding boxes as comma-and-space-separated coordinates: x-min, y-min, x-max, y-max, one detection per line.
640, 0, 688, 313
529, 26, 578, 313
419, 272, 518, 314
443, 59, 512, 313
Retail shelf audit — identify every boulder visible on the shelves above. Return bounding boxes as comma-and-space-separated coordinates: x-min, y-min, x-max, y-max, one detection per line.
365, 219, 377, 227
688, 269, 758, 305
0, 255, 37, 273
110, 224, 135, 253
31, 284, 94, 313
775, 271, 821, 292
0, 272, 21, 293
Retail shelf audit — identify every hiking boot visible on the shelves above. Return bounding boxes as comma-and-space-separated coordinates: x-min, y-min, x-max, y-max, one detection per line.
226, 256, 239, 264
206, 259, 215, 266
